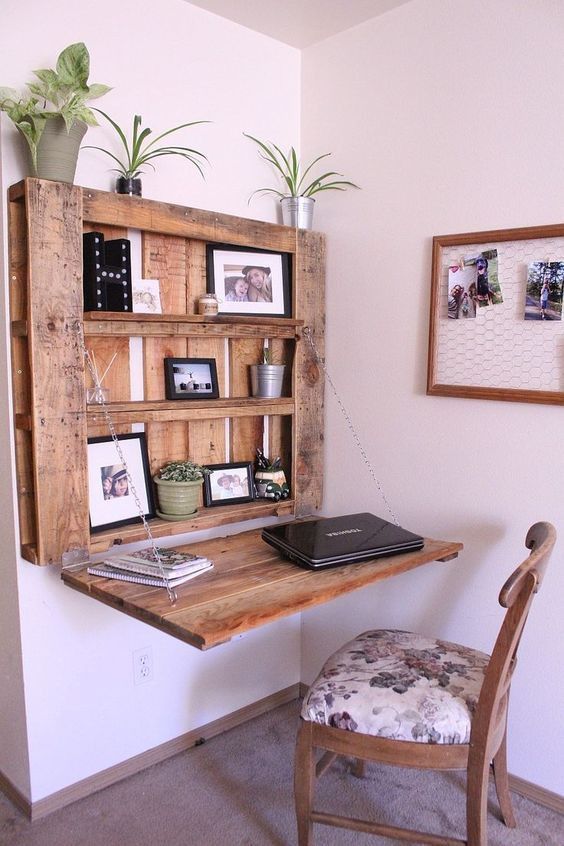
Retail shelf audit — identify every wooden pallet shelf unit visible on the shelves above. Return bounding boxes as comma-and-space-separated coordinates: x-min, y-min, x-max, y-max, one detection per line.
8, 178, 325, 565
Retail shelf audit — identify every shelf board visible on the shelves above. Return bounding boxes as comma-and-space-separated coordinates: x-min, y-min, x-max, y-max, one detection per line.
86, 397, 295, 425
83, 312, 303, 339
89, 499, 296, 555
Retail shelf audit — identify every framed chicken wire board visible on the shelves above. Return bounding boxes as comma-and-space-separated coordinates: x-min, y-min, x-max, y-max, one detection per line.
427, 223, 564, 405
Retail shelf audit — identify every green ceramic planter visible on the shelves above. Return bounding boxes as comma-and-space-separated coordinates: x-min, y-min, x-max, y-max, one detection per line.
153, 476, 203, 520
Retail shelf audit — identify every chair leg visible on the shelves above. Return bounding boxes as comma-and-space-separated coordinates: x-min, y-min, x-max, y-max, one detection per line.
467, 754, 490, 846
492, 729, 517, 828
295, 720, 315, 846
352, 758, 366, 778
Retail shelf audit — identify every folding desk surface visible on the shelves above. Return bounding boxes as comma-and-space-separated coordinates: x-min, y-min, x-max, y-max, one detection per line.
61, 527, 462, 650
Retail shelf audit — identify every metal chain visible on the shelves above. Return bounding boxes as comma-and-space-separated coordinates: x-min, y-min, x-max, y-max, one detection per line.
82, 339, 177, 604
303, 327, 400, 527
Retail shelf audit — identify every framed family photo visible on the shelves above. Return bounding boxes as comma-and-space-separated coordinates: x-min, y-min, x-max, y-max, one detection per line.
203, 462, 255, 507
87, 433, 156, 532
206, 243, 291, 318
164, 357, 220, 399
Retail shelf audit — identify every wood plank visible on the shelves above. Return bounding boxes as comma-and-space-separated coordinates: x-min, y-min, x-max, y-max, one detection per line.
82, 223, 128, 240
229, 337, 264, 462
62, 529, 462, 649
81, 187, 298, 253
185, 333, 227, 467
187, 239, 207, 311
85, 337, 130, 403
83, 315, 301, 339
83, 312, 302, 327
294, 230, 325, 516
83, 223, 131, 435
86, 397, 294, 426
26, 180, 89, 563
142, 234, 190, 475
8, 196, 36, 549
143, 233, 188, 314
88, 499, 295, 553
268, 414, 293, 491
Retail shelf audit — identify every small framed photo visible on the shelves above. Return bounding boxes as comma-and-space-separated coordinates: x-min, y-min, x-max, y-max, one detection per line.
164, 357, 219, 399
206, 243, 291, 318
87, 433, 156, 532
203, 462, 255, 507
132, 278, 162, 313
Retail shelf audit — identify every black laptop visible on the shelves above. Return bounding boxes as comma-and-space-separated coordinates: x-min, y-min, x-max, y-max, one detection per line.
262, 512, 424, 570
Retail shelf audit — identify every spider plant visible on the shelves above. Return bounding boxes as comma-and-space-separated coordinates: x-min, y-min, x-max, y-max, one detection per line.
244, 133, 359, 200
86, 110, 210, 180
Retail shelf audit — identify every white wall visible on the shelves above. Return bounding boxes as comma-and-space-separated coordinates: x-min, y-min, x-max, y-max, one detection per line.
301, 0, 564, 795
2, 0, 563, 808
0, 0, 301, 801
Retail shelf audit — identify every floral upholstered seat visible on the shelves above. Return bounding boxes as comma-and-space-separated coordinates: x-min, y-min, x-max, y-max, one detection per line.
301, 629, 490, 745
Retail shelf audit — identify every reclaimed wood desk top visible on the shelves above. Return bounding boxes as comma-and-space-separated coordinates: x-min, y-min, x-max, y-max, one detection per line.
61, 527, 462, 650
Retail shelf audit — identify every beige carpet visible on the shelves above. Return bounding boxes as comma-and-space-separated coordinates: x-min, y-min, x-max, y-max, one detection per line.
1, 700, 562, 845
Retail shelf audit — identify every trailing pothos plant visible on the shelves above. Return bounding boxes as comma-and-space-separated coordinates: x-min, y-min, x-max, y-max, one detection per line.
244, 133, 359, 200
86, 110, 210, 180
0, 42, 110, 171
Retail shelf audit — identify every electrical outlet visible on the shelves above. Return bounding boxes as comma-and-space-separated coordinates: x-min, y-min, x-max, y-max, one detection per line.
133, 646, 153, 685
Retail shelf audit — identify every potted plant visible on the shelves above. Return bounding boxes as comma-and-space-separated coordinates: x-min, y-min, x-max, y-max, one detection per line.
244, 133, 359, 229
250, 348, 285, 398
85, 110, 209, 196
153, 460, 210, 521
0, 42, 110, 184
254, 449, 290, 501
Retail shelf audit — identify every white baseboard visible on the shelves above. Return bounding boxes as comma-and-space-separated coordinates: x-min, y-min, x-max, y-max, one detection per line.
2, 683, 300, 821
509, 774, 564, 815
1, 687, 562, 822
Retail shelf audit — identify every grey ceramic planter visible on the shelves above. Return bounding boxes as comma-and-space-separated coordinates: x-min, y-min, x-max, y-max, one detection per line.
34, 117, 87, 184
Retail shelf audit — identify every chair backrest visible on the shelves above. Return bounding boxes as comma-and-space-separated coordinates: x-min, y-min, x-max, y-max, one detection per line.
499, 521, 556, 607
470, 522, 556, 761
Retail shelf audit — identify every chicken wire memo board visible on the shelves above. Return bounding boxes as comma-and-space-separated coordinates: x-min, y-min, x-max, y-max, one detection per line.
427, 223, 564, 405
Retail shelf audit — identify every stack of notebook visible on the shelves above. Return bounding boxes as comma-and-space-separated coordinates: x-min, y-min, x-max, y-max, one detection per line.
87, 546, 213, 588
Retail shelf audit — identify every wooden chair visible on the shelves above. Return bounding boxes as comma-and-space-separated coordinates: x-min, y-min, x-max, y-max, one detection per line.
295, 522, 556, 846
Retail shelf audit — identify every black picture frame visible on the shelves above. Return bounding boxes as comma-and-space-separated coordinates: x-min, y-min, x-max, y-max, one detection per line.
164, 357, 220, 400
206, 243, 292, 318
87, 432, 156, 532
203, 462, 255, 507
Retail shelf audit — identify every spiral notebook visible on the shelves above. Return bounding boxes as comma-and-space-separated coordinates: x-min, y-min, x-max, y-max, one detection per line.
262, 513, 424, 570
87, 561, 213, 588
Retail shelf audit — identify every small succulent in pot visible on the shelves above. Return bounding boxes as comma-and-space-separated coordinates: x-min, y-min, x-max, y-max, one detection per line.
157, 460, 210, 482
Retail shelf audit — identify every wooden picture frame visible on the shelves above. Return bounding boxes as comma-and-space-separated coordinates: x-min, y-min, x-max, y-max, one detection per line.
206, 243, 291, 318
164, 357, 219, 400
203, 462, 255, 507
427, 223, 564, 405
87, 433, 156, 532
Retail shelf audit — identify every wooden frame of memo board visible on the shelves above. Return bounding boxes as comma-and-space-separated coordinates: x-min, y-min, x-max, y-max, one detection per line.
427, 222, 564, 405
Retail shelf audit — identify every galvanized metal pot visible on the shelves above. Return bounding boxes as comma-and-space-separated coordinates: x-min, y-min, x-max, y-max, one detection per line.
250, 364, 285, 398
281, 196, 315, 230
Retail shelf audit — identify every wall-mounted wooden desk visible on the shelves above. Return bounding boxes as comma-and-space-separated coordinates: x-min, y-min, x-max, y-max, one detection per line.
61, 527, 462, 650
